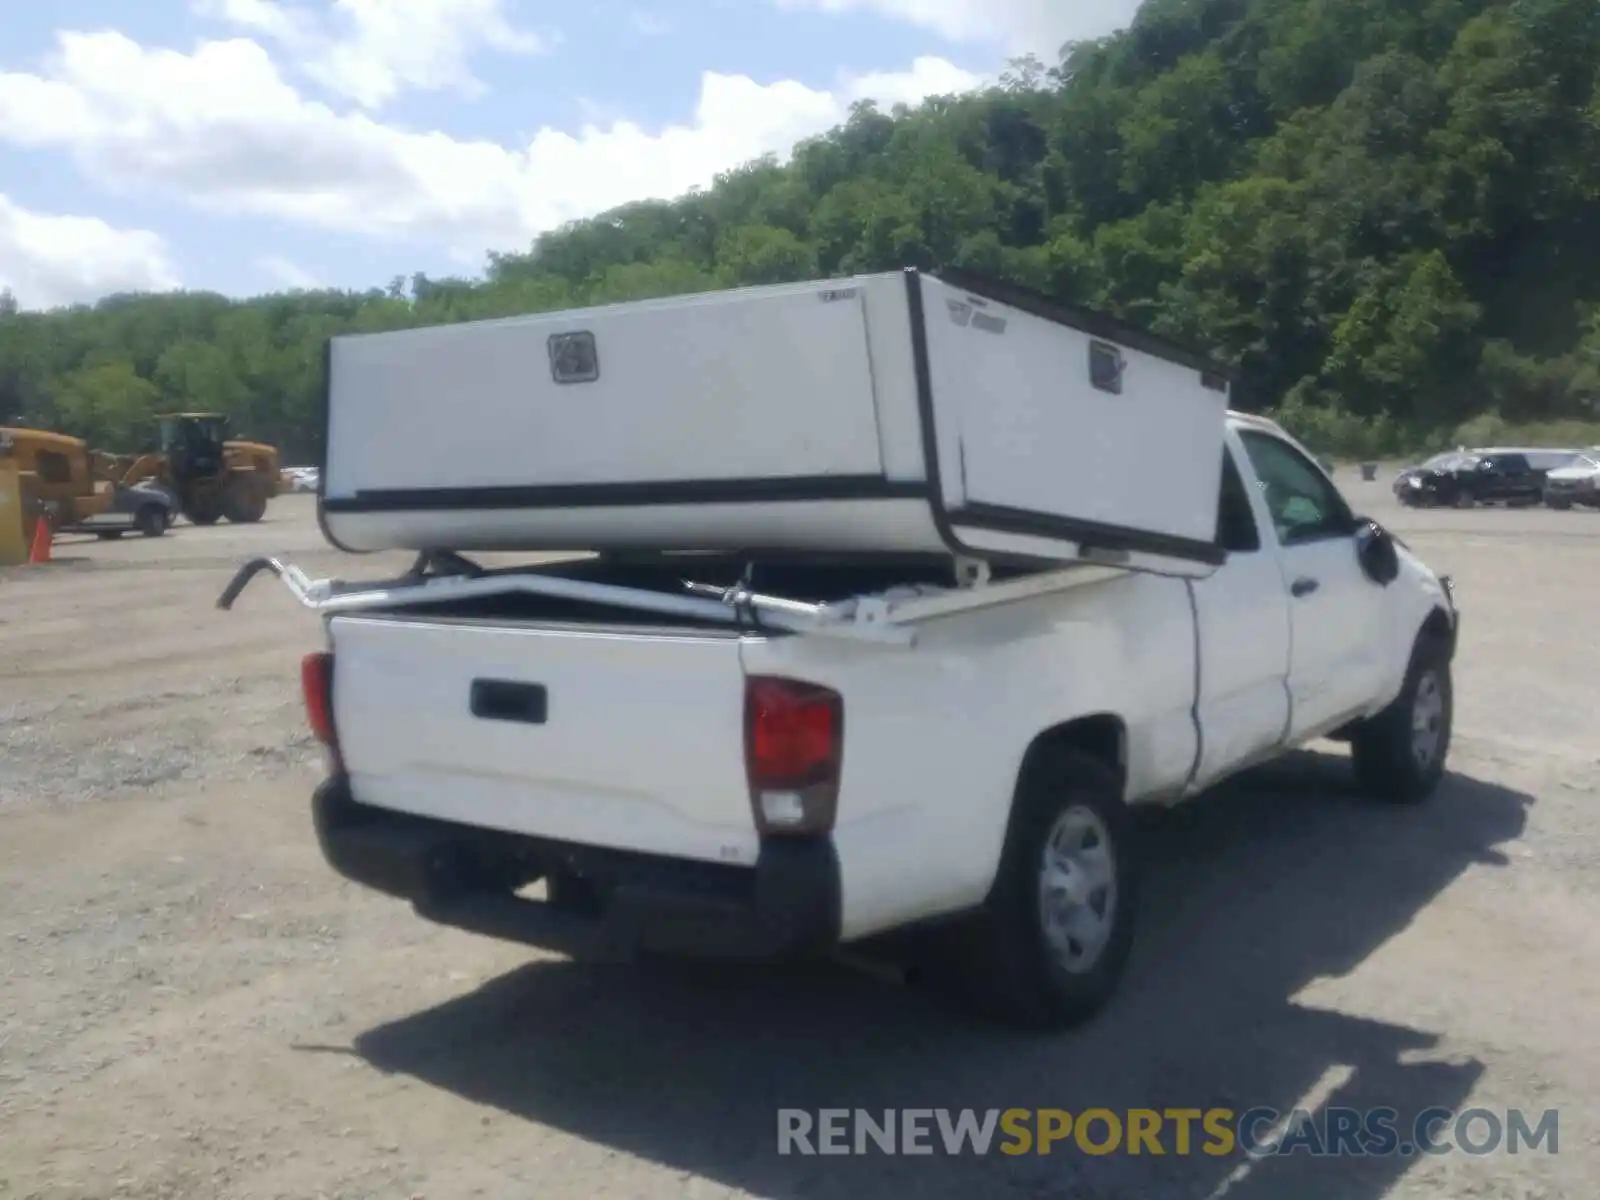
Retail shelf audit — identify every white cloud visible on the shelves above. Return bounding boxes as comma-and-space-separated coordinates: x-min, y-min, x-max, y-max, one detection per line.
772, 0, 1143, 56
194, 0, 555, 109
0, 32, 984, 265
847, 56, 985, 107
628, 11, 675, 37
257, 254, 321, 288
0, 194, 179, 310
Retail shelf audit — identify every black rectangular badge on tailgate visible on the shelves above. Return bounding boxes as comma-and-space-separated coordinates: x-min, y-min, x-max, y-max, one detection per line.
470, 679, 548, 725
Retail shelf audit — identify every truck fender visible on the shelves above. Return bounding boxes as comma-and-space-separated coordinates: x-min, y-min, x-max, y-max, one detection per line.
979, 713, 1128, 900
1330, 605, 1457, 743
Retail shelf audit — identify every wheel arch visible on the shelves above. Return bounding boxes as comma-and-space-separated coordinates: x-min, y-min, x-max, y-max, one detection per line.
1017, 714, 1128, 797
1419, 604, 1456, 661
985, 714, 1129, 899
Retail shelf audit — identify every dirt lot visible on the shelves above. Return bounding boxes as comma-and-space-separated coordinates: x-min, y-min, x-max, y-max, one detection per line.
2, 483, 1597, 1199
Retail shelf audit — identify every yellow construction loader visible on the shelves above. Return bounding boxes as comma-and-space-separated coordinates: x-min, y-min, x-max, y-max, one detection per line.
112, 413, 282, 525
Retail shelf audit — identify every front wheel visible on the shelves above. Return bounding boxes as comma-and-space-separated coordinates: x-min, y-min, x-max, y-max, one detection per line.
1350, 633, 1453, 805
135, 505, 167, 537
925, 749, 1137, 1030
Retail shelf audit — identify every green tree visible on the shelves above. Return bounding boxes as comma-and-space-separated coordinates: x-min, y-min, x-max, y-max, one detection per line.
3, 0, 1599, 458
51, 361, 161, 448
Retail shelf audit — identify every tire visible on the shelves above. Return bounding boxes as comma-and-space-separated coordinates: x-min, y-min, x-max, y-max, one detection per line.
222, 482, 266, 524
135, 506, 166, 537
1349, 632, 1453, 805
928, 749, 1137, 1030
183, 496, 222, 525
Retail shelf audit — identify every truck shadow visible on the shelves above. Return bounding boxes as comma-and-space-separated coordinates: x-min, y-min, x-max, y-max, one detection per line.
349, 751, 1531, 1199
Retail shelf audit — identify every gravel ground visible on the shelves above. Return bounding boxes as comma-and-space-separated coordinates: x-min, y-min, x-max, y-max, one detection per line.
1, 484, 1597, 1199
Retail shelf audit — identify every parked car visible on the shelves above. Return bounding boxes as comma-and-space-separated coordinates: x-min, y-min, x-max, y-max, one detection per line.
1543, 452, 1600, 509
280, 466, 319, 493
1394, 449, 1549, 507
1475, 446, 1583, 472
71, 480, 180, 539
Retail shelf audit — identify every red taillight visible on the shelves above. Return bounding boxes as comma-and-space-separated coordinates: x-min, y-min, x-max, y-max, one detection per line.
744, 676, 843, 836
301, 651, 338, 753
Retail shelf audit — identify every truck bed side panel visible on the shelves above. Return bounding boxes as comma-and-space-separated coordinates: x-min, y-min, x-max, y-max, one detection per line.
737, 571, 1200, 940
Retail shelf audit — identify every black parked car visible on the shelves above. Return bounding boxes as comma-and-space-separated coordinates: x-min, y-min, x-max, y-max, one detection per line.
1393, 450, 1548, 507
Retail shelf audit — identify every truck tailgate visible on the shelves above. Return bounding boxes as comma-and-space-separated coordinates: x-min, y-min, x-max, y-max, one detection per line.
327, 614, 760, 866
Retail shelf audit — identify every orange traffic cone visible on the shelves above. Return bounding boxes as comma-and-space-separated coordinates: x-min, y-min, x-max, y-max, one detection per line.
27, 514, 52, 564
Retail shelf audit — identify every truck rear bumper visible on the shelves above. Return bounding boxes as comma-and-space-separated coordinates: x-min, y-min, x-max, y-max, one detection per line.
312, 776, 842, 961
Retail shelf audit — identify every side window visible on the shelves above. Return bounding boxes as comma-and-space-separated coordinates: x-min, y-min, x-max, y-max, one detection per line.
35, 450, 72, 485
1237, 430, 1354, 546
1216, 449, 1261, 553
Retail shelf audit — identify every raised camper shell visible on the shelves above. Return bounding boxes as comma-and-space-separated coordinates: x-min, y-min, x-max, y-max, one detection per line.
318, 268, 1234, 578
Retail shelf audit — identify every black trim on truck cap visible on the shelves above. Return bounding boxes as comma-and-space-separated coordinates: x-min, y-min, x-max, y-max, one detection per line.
314, 336, 365, 555
321, 473, 926, 513
310, 775, 842, 961
930, 265, 1239, 384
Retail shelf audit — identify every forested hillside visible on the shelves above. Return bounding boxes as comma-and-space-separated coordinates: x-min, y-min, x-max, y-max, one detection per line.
3, 0, 1598, 462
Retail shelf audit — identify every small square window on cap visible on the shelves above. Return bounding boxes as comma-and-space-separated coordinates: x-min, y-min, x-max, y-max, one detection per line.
548, 331, 599, 384
1088, 340, 1124, 394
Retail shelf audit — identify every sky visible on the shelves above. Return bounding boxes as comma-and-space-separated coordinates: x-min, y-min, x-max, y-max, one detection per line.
0, 0, 1143, 311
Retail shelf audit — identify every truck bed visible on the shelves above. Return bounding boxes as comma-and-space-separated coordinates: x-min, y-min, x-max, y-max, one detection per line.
326, 553, 987, 867
316, 550, 1203, 942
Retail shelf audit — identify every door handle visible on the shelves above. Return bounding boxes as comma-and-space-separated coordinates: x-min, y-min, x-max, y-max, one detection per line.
1290, 576, 1319, 598
470, 678, 548, 725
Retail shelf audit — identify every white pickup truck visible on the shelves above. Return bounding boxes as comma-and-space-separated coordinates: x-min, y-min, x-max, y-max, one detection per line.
222, 410, 1456, 1030
221, 272, 1458, 1029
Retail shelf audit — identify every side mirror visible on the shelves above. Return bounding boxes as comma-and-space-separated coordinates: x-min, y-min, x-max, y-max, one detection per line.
1353, 518, 1400, 586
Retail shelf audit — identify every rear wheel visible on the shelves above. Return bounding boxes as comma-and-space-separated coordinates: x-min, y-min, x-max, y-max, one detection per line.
1350, 632, 1453, 805
926, 749, 1137, 1030
135, 505, 166, 537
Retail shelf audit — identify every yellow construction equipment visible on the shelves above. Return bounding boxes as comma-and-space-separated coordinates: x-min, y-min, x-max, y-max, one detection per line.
0, 426, 177, 541
111, 413, 282, 525
0, 454, 27, 565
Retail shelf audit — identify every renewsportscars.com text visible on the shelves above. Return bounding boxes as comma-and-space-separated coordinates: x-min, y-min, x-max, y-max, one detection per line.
776, 1107, 1560, 1159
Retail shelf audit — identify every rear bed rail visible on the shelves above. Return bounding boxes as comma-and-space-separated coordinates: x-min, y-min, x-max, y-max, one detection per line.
216, 554, 1128, 646
217, 554, 915, 644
